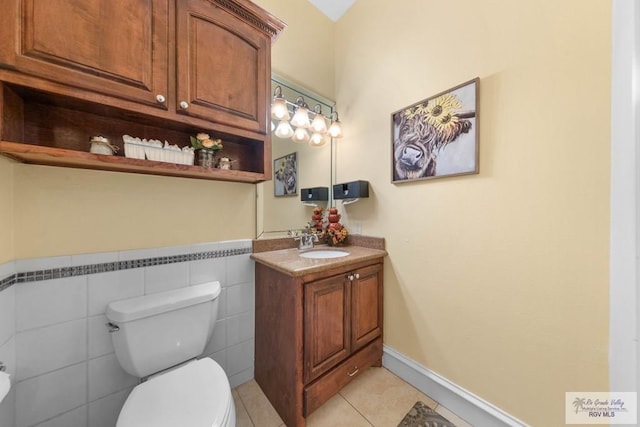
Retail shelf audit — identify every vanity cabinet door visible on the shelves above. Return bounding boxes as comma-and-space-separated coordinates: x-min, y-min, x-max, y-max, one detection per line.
175, 0, 269, 133
304, 274, 351, 384
351, 264, 383, 352
0, 0, 170, 108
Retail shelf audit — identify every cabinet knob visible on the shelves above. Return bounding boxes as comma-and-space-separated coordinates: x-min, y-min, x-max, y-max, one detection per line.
155, 94, 166, 103
347, 366, 359, 377
179, 101, 189, 109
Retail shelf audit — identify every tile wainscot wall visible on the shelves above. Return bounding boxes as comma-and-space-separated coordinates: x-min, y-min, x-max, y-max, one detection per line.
0, 239, 255, 427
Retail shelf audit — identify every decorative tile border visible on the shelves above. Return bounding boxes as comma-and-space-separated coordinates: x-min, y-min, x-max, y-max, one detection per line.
0, 274, 15, 292
0, 246, 251, 289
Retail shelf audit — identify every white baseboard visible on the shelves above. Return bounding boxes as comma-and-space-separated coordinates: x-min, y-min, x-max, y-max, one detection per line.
382, 345, 529, 427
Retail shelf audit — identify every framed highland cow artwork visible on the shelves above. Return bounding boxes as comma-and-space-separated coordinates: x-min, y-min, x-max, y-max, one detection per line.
274, 152, 298, 196
391, 78, 479, 183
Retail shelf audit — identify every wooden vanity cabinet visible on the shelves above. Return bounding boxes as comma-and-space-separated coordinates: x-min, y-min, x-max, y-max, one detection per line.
304, 263, 383, 383
255, 260, 384, 427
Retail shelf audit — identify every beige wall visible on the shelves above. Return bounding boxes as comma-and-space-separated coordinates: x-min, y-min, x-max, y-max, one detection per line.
12, 165, 256, 258
0, 156, 14, 264
335, 0, 610, 425
253, 0, 335, 99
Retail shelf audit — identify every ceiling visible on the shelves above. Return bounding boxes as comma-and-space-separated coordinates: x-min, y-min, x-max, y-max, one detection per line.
307, 0, 356, 22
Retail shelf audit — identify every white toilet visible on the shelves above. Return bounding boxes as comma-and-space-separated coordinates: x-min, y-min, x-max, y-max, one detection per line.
105, 281, 236, 427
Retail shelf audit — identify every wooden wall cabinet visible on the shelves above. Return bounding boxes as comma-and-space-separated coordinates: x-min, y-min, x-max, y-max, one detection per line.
0, 0, 170, 109
255, 260, 384, 426
176, 0, 269, 133
0, 0, 284, 182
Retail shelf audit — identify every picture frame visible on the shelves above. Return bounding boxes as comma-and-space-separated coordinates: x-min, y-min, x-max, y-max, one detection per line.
391, 78, 479, 183
274, 152, 298, 197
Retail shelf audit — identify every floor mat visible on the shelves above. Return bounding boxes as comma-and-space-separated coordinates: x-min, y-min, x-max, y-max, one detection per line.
398, 401, 457, 427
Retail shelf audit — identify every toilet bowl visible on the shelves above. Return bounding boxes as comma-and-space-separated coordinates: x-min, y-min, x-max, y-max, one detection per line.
105, 282, 234, 427
116, 358, 235, 427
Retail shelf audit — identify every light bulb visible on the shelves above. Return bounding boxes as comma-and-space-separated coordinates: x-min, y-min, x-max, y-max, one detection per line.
275, 121, 294, 139
309, 133, 327, 147
292, 127, 310, 143
328, 120, 343, 138
310, 114, 328, 134
290, 106, 310, 128
271, 98, 290, 120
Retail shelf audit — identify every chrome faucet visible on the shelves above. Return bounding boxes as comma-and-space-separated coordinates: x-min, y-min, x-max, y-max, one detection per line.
289, 228, 319, 250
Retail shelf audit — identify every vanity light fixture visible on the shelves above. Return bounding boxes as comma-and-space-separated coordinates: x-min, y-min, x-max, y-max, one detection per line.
328, 112, 343, 139
310, 104, 328, 134
270, 86, 344, 146
309, 132, 327, 147
292, 126, 310, 143
271, 86, 290, 121
275, 120, 294, 139
290, 96, 311, 128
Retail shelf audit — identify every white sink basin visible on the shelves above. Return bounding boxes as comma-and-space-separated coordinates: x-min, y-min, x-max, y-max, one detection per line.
300, 249, 350, 259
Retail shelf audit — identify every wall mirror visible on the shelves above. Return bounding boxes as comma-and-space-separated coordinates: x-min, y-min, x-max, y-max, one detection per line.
256, 75, 335, 238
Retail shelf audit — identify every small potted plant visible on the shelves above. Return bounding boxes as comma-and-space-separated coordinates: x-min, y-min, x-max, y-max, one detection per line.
191, 132, 223, 168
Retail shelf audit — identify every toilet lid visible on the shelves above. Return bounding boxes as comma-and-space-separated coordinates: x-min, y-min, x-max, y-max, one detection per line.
117, 358, 232, 427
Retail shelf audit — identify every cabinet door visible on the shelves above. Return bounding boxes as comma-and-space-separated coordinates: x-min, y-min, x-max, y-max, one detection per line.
351, 264, 383, 352
304, 274, 350, 384
0, 0, 169, 108
175, 0, 269, 133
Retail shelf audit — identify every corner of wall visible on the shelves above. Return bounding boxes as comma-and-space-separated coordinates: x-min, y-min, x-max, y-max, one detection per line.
0, 156, 15, 265
609, 0, 639, 395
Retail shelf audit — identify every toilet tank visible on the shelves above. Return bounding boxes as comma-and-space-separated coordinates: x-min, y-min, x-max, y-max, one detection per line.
106, 281, 221, 378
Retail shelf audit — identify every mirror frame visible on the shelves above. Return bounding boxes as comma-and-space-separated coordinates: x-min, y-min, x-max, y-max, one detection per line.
256, 74, 337, 238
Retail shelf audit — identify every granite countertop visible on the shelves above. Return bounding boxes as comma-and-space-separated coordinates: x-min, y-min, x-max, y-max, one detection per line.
251, 235, 386, 277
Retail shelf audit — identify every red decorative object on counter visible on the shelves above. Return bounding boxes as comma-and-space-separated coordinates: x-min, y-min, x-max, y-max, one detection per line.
310, 207, 325, 232
325, 207, 348, 246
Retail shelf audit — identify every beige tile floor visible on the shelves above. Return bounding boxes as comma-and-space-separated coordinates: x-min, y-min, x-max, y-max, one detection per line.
233, 367, 473, 427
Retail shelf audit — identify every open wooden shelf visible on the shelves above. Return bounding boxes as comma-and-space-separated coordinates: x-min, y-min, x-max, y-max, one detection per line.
0, 141, 266, 183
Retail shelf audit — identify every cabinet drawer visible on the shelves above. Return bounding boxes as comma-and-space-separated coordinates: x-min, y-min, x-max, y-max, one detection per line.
303, 338, 382, 416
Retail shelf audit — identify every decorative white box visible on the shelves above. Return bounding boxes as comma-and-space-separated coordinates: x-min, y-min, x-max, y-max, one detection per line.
122, 136, 194, 165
